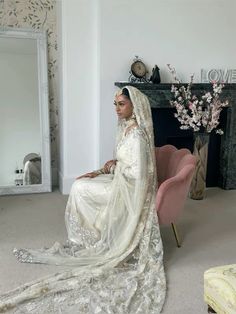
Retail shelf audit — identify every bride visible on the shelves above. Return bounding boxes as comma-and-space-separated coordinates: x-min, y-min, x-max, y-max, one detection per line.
0, 86, 166, 313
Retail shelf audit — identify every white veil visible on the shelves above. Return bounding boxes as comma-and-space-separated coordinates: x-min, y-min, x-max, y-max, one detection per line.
0, 86, 166, 313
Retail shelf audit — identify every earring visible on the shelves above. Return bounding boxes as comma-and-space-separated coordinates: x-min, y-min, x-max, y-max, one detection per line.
131, 111, 136, 120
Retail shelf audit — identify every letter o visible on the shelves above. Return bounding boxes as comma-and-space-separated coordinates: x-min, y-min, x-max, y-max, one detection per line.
208, 69, 220, 82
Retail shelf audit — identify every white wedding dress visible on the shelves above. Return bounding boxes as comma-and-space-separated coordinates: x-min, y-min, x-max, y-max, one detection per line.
0, 86, 166, 313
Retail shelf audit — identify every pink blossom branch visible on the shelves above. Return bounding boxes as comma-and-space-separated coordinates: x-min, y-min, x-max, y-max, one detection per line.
168, 67, 230, 135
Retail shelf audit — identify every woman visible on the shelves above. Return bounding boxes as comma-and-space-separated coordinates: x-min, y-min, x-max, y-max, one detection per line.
0, 86, 166, 313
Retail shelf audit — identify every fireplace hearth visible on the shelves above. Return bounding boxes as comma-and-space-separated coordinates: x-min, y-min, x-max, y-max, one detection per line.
115, 82, 236, 189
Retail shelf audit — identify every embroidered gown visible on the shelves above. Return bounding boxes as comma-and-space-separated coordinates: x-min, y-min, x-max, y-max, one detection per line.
0, 86, 166, 313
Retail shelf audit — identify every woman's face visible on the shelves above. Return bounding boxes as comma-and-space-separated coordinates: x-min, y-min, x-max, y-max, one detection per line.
114, 94, 133, 120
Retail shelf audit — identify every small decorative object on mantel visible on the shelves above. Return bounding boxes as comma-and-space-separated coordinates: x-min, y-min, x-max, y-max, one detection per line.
167, 64, 230, 200
201, 69, 236, 83
150, 65, 161, 84
129, 56, 148, 83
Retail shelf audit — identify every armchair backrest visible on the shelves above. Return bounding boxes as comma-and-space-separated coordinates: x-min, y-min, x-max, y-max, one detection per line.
155, 145, 196, 225
167, 148, 192, 179
155, 145, 177, 185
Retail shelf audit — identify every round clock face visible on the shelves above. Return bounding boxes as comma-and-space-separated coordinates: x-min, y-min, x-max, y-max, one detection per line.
131, 61, 147, 78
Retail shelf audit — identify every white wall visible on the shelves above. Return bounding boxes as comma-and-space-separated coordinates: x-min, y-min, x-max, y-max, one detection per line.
57, 0, 99, 194
0, 52, 40, 186
99, 0, 236, 162
58, 0, 236, 194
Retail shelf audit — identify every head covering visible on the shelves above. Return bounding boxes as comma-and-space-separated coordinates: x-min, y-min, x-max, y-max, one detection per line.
121, 86, 155, 146
115, 85, 156, 186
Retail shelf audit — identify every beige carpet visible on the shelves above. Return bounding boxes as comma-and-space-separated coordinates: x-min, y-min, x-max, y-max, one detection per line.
0, 188, 236, 313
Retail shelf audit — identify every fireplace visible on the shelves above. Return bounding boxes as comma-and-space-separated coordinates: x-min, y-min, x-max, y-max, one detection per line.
151, 107, 227, 187
115, 82, 236, 189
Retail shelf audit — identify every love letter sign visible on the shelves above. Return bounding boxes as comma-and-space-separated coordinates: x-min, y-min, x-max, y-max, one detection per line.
201, 69, 236, 83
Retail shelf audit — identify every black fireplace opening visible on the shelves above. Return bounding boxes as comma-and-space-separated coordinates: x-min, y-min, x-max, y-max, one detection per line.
152, 107, 228, 187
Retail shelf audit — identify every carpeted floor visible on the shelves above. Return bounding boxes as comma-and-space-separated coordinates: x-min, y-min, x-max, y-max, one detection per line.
0, 188, 235, 313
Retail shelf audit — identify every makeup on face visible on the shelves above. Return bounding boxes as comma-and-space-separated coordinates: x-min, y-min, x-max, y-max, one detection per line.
114, 95, 133, 120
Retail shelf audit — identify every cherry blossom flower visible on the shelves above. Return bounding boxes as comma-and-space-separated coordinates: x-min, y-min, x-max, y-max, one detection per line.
167, 64, 229, 134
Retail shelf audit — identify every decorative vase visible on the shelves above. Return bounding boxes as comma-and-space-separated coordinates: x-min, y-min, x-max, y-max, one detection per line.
190, 132, 210, 200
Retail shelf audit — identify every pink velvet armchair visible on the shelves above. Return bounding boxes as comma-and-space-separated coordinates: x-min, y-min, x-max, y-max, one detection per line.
155, 145, 196, 247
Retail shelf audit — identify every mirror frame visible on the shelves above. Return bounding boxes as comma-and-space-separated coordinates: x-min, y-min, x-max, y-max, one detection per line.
0, 27, 51, 195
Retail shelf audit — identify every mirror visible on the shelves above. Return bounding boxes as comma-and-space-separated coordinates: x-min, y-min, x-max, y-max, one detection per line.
0, 28, 51, 195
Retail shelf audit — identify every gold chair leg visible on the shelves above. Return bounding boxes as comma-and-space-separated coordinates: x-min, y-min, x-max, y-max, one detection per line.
171, 223, 181, 248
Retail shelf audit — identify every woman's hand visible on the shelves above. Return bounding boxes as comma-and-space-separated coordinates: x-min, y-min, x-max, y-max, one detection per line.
103, 160, 117, 174
76, 160, 117, 179
76, 172, 99, 180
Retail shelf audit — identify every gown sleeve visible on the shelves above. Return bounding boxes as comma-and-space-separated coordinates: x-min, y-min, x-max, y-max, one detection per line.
116, 128, 148, 180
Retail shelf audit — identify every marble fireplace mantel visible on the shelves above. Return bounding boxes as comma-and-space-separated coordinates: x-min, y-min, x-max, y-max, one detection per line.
115, 82, 236, 189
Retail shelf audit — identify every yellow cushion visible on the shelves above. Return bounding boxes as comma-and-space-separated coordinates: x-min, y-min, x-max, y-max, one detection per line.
204, 264, 236, 314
